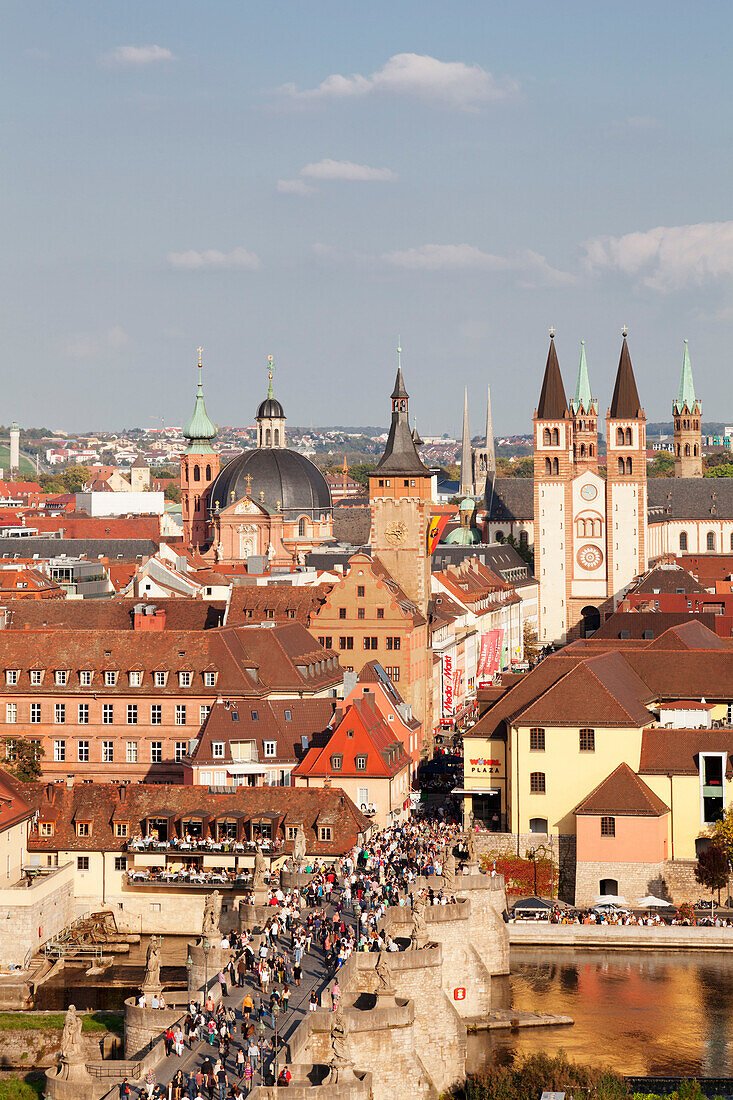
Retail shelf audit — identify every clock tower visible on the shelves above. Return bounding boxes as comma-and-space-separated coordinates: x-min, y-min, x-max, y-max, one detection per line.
369, 345, 434, 619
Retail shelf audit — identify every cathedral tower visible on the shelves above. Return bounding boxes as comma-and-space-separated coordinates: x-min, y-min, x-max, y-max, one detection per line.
673, 340, 702, 478
181, 349, 220, 549
459, 387, 473, 496
474, 386, 496, 509
570, 341, 598, 475
605, 333, 647, 602
256, 356, 287, 448
533, 334, 573, 643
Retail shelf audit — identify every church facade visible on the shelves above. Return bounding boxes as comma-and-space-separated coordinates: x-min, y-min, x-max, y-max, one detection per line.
486, 335, 724, 644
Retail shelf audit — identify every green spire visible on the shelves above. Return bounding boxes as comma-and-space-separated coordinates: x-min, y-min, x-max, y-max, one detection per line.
571, 340, 595, 414
266, 354, 275, 399
674, 339, 698, 413
182, 347, 217, 454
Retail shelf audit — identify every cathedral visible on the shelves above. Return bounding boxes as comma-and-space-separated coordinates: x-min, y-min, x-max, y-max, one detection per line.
485, 333, 733, 644
180, 352, 334, 565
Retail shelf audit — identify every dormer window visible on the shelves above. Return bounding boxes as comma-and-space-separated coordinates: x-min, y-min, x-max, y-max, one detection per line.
330, 754, 343, 771
55, 670, 68, 686
104, 671, 119, 687
154, 671, 167, 687
79, 671, 92, 687
204, 671, 217, 687
30, 670, 43, 686
264, 740, 277, 758
212, 742, 225, 759
129, 671, 143, 687
76, 822, 91, 838
5, 670, 19, 686
355, 754, 367, 770
115, 822, 128, 838
179, 672, 192, 688
39, 822, 54, 837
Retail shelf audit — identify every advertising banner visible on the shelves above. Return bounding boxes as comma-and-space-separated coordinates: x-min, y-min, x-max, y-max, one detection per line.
477, 628, 504, 685
441, 652, 455, 718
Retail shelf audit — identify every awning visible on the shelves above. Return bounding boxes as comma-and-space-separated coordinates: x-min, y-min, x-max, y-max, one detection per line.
451, 787, 500, 796
146, 810, 177, 820
226, 763, 268, 776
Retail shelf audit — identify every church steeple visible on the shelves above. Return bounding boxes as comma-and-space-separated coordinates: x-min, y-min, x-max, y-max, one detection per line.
609, 335, 643, 419
571, 341, 598, 474
673, 340, 702, 478
374, 343, 430, 476
459, 387, 473, 496
182, 347, 218, 455
536, 333, 569, 419
571, 341, 596, 415
674, 339, 698, 414
256, 355, 287, 448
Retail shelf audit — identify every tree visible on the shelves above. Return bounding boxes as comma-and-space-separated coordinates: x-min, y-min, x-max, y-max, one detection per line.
505, 532, 534, 567
164, 483, 181, 503
647, 452, 675, 478
712, 805, 733, 866
497, 457, 533, 478
695, 842, 728, 904
523, 622, 539, 663
704, 463, 733, 478
2, 738, 44, 782
348, 463, 376, 488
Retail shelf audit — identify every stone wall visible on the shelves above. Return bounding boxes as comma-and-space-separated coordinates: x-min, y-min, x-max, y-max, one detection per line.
0, 863, 75, 967
473, 832, 576, 902
106, 888, 242, 935
509, 923, 733, 948
124, 999, 189, 1060
0, 1027, 104, 1069
575, 857, 702, 907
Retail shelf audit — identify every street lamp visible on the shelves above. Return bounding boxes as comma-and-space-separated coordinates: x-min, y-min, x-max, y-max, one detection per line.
257, 1018, 266, 1086
202, 936, 211, 999
186, 956, 193, 1001
272, 1002, 280, 1088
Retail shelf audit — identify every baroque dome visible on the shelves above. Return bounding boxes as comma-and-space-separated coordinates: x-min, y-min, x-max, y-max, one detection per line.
209, 448, 331, 521
256, 396, 285, 420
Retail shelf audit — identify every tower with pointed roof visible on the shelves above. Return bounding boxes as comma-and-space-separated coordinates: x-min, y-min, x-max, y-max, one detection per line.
181, 349, 220, 548
472, 387, 496, 506
570, 342, 598, 475
673, 341, 702, 478
459, 388, 473, 496
605, 332, 647, 597
256, 356, 287, 449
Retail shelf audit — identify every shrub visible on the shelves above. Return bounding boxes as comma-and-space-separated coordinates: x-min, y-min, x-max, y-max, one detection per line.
451, 1051, 629, 1100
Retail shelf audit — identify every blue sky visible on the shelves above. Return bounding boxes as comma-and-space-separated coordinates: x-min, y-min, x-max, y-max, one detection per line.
4, 0, 733, 435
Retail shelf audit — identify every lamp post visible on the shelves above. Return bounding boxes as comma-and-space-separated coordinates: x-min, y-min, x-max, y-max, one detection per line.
202, 936, 211, 999
186, 955, 192, 1001
257, 1018, 266, 1086
272, 1002, 280, 1089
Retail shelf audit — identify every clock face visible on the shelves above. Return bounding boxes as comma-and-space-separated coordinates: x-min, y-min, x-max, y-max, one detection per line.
384, 521, 408, 547
580, 484, 598, 501
576, 543, 604, 570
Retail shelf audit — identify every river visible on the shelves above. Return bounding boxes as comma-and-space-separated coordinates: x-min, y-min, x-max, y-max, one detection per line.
468, 948, 733, 1079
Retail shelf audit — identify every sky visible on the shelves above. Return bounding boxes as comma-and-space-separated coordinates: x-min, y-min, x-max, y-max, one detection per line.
4, 0, 733, 437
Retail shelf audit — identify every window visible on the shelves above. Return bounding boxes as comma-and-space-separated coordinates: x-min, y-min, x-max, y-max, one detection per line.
154, 671, 166, 687
40, 822, 54, 837
284, 710, 292, 722
357, 585, 365, 597
530, 772, 546, 794
5, 703, 16, 724
339, 637, 353, 651
529, 728, 545, 751
55, 703, 66, 725
78, 703, 89, 724
331, 754, 343, 771
5, 670, 18, 686
103, 741, 114, 763
175, 741, 187, 762
53, 740, 65, 762
126, 741, 138, 764
298, 517, 306, 537
77, 856, 90, 871
363, 637, 378, 650
76, 821, 90, 837
679, 531, 688, 551
55, 670, 68, 686
175, 705, 186, 725
179, 672, 192, 687
529, 818, 548, 834
599, 877, 618, 896
104, 671, 118, 686
101, 703, 113, 725
286, 826, 299, 841
30, 703, 41, 724
551, 428, 559, 446
30, 670, 43, 686
204, 672, 217, 687
386, 637, 400, 650
579, 728, 595, 752
28, 739, 41, 760
317, 636, 332, 649
4, 740, 16, 762
151, 742, 162, 763
114, 857, 127, 872
355, 754, 367, 770
617, 458, 625, 475
200, 705, 211, 724
264, 740, 276, 758
212, 741, 225, 758
251, 710, 259, 721
543, 428, 551, 445
319, 826, 332, 841
77, 740, 89, 762
386, 666, 400, 682
357, 608, 365, 620
127, 704, 138, 725
601, 816, 615, 837
129, 670, 142, 687
376, 608, 384, 619
151, 705, 162, 725
80, 670, 92, 686
707, 531, 716, 551
339, 608, 347, 619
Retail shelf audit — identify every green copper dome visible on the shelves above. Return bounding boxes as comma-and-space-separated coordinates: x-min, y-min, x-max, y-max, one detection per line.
459, 496, 476, 512
442, 524, 481, 545
183, 353, 218, 454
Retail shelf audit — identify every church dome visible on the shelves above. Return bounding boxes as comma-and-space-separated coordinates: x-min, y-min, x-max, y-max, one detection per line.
256, 396, 285, 420
441, 524, 481, 546
209, 448, 331, 521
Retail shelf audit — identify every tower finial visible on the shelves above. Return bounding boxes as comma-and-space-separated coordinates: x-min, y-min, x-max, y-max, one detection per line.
267, 354, 275, 399
197, 346, 203, 387
549, 325, 555, 339
397, 337, 402, 370
622, 324, 628, 338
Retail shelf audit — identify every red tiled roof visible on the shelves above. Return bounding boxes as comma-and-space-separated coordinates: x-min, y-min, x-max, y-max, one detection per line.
574, 762, 669, 817
4, 598, 226, 631
190, 698, 336, 766
515, 653, 654, 728
640, 727, 733, 776
293, 697, 409, 780
227, 584, 333, 627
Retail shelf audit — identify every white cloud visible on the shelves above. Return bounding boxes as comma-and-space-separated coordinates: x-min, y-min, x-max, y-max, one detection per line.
100, 45, 175, 69
300, 158, 396, 182
380, 243, 574, 285
167, 247, 262, 270
60, 326, 129, 361
278, 52, 517, 110
276, 179, 316, 196
583, 220, 733, 292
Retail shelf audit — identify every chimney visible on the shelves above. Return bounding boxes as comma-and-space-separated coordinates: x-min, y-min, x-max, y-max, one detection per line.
118, 784, 127, 802
65, 776, 74, 788
133, 605, 166, 631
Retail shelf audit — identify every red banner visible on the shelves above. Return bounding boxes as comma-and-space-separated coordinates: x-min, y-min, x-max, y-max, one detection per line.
477, 628, 504, 684
441, 653, 455, 718
427, 514, 449, 554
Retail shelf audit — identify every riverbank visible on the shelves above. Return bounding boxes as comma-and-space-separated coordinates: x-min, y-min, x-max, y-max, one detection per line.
509, 923, 733, 949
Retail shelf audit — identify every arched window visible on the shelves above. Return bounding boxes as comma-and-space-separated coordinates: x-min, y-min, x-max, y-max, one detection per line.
551, 428, 559, 446
298, 517, 306, 537
581, 606, 601, 636
193, 465, 201, 482
676, 444, 681, 456
265, 429, 272, 446
694, 445, 699, 457
589, 444, 595, 457
183, 466, 188, 484
617, 428, 624, 446
529, 818, 548, 834
695, 420, 700, 430
579, 420, 585, 432
625, 427, 632, 446
684, 444, 690, 457
626, 458, 633, 475
544, 458, 552, 475
543, 428, 551, 445
707, 531, 716, 551
580, 444, 586, 457
599, 878, 619, 896
495, 530, 505, 542
273, 430, 279, 446
552, 457, 559, 475
205, 464, 211, 480
618, 458, 625, 475
577, 519, 586, 537
519, 531, 529, 547
679, 531, 688, 551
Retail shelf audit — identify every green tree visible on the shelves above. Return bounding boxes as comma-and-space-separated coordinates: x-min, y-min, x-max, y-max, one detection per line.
497, 456, 533, 478
348, 463, 376, 488
704, 463, 733, 478
647, 452, 675, 477
695, 842, 729, 904
523, 622, 539, 662
2, 738, 44, 783
712, 805, 733, 865
164, 482, 181, 503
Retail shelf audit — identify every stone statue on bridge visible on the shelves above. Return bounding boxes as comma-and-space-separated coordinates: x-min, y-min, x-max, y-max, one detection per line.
327, 1004, 352, 1082
253, 846, 267, 892
442, 849, 457, 892
293, 824, 307, 870
410, 893, 428, 949
202, 890, 221, 937
375, 948, 395, 995
141, 936, 162, 993
465, 829, 477, 865
60, 1004, 84, 1065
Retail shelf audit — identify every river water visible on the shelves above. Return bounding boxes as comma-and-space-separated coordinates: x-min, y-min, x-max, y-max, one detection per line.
468, 948, 733, 1079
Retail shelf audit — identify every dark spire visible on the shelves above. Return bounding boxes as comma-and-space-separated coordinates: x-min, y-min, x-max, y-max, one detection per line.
375, 344, 430, 476
536, 335, 568, 419
391, 339, 409, 400
609, 335, 643, 418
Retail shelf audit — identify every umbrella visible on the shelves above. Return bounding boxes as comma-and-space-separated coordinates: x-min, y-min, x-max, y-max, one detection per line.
637, 895, 672, 908
512, 896, 553, 911
593, 894, 626, 906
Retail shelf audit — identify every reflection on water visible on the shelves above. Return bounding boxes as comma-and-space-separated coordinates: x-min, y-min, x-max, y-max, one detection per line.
33, 935, 190, 1012
469, 949, 733, 1078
